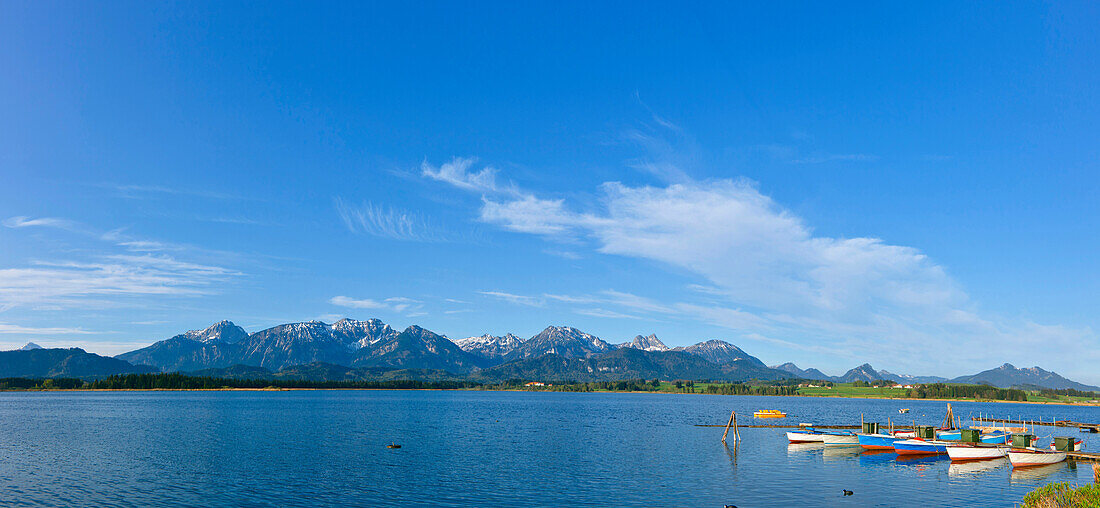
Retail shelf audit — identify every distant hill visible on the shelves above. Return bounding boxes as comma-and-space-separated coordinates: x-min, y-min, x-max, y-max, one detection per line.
504, 326, 613, 362
352, 325, 485, 372
951, 363, 1100, 392
878, 370, 948, 384
0, 348, 156, 379
188, 362, 459, 382
770, 362, 833, 381
101, 318, 1100, 389
473, 348, 789, 383
674, 340, 767, 367
838, 364, 892, 383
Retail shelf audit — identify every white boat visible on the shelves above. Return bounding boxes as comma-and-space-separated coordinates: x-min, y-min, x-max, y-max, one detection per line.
946, 443, 1008, 461
786, 430, 826, 443
1007, 448, 1067, 467
822, 432, 860, 446
1048, 439, 1084, 451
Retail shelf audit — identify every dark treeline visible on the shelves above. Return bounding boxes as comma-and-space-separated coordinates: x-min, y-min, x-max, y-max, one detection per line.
535, 379, 664, 392
1039, 387, 1098, 398
906, 383, 1028, 402
84, 373, 482, 390
704, 384, 798, 396
0, 378, 85, 389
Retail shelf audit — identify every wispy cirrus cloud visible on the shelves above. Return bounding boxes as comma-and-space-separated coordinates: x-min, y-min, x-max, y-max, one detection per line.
3, 216, 77, 230
0, 255, 239, 311
477, 290, 544, 307
334, 198, 448, 242
0, 323, 102, 335
421, 157, 517, 195
329, 295, 424, 315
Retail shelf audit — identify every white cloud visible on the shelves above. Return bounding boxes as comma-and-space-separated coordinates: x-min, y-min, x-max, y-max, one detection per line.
0, 323, 101, 335
3, 216, 77, 229
334, 198, 445, 242
329, 296, 425, 316
574, 308, 639, 319
0, 256, 238, 311
421, 157, 516, 194
478, 290, 543, 307
426, 158, 1097, 379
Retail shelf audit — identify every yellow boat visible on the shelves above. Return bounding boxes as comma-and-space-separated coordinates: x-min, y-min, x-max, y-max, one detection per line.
754, 409, 787, 418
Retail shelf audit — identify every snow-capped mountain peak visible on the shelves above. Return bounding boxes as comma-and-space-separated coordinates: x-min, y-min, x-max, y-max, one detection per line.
181, 320, 248, 344
619, 334, 669, 351
454, 333, 524, 359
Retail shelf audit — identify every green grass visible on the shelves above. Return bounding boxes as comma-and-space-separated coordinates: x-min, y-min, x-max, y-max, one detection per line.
797, 385, 911, 398
1020, 482, 1100, 507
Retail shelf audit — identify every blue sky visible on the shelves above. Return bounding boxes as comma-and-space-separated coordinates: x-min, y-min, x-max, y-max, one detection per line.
2, 1, 1099, 382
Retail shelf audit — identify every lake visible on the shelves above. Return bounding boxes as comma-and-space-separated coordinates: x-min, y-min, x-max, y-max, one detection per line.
0, 391, 1097, 507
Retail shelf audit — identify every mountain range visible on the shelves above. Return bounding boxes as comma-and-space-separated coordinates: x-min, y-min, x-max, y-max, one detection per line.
2, 318, 1097, 391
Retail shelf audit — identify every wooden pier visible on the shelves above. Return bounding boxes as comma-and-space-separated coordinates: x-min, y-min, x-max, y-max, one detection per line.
1068, 451, 1100, 462
973, 417, 1100, 433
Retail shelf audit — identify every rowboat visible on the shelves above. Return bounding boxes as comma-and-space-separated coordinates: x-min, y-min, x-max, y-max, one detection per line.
786, 429, 826, 443
821, 431, 860, 446
945, 443, 1008, 461
898, 408, 910, 413
893, 438, 950, 455
754, 410, 786, 418
1007, 448, 1067, 467
858, 433, 903, 450
1049, 439, 1084, 451
936, 429, 1010, 444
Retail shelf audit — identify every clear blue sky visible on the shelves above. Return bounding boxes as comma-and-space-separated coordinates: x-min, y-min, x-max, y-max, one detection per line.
2, 1, 1098, 382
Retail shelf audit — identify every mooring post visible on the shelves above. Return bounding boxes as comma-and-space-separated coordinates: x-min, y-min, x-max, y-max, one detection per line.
722, 410, 736, 443
734, 412, 740, 441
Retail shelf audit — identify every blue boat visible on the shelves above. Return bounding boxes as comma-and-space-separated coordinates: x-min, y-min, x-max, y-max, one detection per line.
936, 429, 1010, 444
857, 433, 902, 450
893, 438, 950, 455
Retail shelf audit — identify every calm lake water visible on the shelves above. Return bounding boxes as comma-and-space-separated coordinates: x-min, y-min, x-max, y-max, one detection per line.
0, 391, 1098, 507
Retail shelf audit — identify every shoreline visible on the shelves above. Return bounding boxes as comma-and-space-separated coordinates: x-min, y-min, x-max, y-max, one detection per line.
2, 386, 1097, 406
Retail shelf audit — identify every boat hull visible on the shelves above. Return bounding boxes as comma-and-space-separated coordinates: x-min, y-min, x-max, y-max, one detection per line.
822, 433, 859, 446
787, 431, 825, 443
893, 439, 949, 455
936, 430, 1010, 444
858, 433, 901, 450
1007, 449, 1067, 467
946, 444, 1007, 461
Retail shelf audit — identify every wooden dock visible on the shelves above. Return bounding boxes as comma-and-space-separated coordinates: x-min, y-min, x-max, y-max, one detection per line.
1068, 451, 1100, 461
696, 424, 913, 429
973, 417, 1100, 433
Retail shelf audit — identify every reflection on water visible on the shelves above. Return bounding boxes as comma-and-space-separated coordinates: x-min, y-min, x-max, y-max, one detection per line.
0, 391, 1096, 507
948, 458, 1008, 477
822, 445, 862, 461
787, 442, 826, 455
1010, 462, 1069, 483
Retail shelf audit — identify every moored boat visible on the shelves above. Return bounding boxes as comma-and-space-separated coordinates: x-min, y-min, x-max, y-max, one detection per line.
754, 409, 786, 418
822, 431, 860, 446
858, 433, 902, 450
1048, 439, 1084, 451
1007, 448, 1067, 467
945, 443, 1008, 461
936, 429, 1010, 444
786, 429, 826, 443
893, 438, 950, 455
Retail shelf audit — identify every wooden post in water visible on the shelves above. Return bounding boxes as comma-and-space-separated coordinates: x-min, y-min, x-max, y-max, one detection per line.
722, 411, 738, 443
734, 413, 740, 441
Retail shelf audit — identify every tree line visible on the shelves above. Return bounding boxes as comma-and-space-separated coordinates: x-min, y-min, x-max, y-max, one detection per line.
905, 383, 1028, 401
